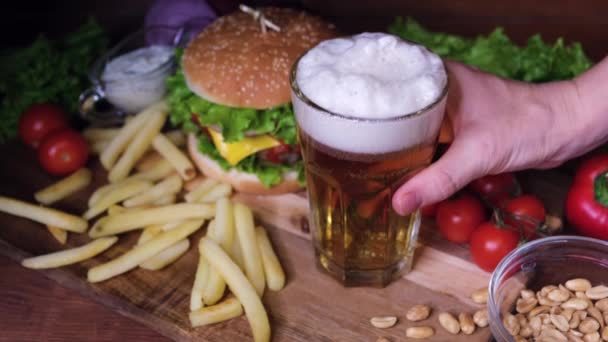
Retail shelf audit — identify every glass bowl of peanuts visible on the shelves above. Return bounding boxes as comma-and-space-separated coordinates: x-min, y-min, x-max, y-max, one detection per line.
488, 235, 608, 342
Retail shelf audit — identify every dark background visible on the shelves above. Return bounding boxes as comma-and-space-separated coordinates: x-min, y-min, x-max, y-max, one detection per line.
1, 0, 606, 60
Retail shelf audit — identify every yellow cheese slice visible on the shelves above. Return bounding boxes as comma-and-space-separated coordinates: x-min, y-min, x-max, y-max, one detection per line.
208, 129, 281, 166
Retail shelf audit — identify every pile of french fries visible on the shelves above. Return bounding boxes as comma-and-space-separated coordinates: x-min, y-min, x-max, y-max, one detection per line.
0, 100, 286, 342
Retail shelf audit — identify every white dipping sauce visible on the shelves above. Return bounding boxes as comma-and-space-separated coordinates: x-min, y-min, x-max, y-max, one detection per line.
102, 45, 174, 113
293, 33, 448, 155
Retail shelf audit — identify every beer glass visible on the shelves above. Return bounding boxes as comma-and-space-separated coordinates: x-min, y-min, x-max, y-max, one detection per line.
290, 44, 448, 287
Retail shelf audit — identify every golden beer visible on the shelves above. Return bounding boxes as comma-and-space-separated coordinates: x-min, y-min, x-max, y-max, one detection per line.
291, 33, 447, 286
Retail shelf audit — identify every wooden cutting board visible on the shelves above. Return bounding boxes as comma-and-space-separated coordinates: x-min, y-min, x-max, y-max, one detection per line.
0, 141, 569, 341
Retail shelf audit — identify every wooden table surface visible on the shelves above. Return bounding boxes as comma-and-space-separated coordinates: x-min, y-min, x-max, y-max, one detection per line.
1, 1, 606, 341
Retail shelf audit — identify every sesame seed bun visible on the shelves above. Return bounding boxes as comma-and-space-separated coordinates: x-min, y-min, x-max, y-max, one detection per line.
182, 7, 337, 109
188, 134, 302, 195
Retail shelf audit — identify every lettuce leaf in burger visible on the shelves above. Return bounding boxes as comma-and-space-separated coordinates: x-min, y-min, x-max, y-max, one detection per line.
167, 7, 336, 195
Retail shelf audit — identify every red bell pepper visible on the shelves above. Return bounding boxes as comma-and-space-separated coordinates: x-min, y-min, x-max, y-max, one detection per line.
565, 154, 608, 240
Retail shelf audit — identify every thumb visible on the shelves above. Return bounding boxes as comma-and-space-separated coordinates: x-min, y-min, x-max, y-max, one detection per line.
392, 141, 483, 215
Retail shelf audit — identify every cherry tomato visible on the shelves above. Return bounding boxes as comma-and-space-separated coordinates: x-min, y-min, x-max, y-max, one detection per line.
469, 221, 520, 272
19, 103, 69, 148
503, 195, 546, 239
420, 203, 438, 218
436, 195, 486, 244
469, 173, 519, 205
38, 129, 89, 175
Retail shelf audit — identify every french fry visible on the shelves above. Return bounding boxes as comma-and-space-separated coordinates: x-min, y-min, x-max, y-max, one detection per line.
90, 203, 215, 237
135, 152, 164, 172
123, 174, 182, 208
83, 179, 152, 219
213, 198, 234, 250
189, 297, 243, 327
190, 253, 210, 311
22, 237, 117, 269
130, 159, 175, 182
0, 196, 87, 233
161, 221, 182, 231
140, 238, 190, 271
152, 134, 196, 181
202, 219, 226, 305
88, 216, 109, 238
100, 101, 167, 169
137, 225, 163, 245
184, 176, 205, 192
199, 238, 270, 342
185, 178, 218, 202
107, 205, 127, 216
152, 194, 176, 206
108, 108, 167, 183
231, 232, 245, 270
34, 168, 93, 205
233, 203, 265, 296
88, 184, 114, 207
47, 225, 68, 245
90, 140, 111, 155
83, 128, 120, 142
255, 227, 285, 291
88, 220, 204, 282
89, 178, 145, 207
165, 130, 186, 147
197, 183, 232, 203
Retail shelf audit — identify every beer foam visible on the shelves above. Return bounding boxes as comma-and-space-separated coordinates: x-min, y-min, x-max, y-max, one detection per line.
293, 33, 447, 154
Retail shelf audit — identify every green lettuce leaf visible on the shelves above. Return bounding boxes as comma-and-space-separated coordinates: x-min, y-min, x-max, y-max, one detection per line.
388, 17, 592, 81
168, 50, 301, 187
197, 134, 303, 187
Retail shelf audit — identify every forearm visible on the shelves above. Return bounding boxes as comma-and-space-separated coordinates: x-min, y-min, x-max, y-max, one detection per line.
534, 57, 608, 164
574, 57, 608, 150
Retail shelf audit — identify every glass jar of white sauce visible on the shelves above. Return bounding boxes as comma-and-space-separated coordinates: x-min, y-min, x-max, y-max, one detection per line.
101, 45, 174, 113
80, 27, 186, 125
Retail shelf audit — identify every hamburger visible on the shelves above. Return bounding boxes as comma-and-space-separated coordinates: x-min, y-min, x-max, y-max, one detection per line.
167, 7, 336, 195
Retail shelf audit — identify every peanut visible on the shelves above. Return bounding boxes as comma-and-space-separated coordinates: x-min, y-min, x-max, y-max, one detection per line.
406, 305, 431, 322
566, 279, 592, 292
571, 311, 583, 329
551, 288, 574, 302
529, 315, 542, 334
517, 297, 538, 313
521, 289, 535, 299
405, 326, 434, 339
580, 318, 601, 334
471, 287, 488, 304
552, 313, 572, 332
563, 298, 591, 311
601, 326, 608, 341
370, 316, 397, 329
503, 313, 520, 336
529, 305, 551, 318
584, 332, 601, 342
539, 326, 568, 341
458, 312, 475, 335
542, 285, 559, 296
587, 286, 608, 301
568, 333, 585, 342
588, 307, 605, 330
438, 312, 460, 334
562, 308, 576, 321
595, 299, 608, 313
520, 325, 533, 338
473, 308, 488, 328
